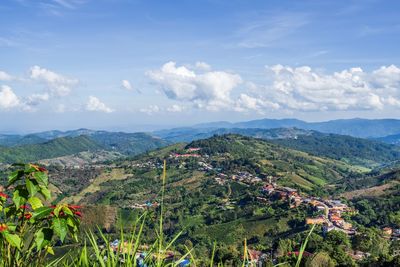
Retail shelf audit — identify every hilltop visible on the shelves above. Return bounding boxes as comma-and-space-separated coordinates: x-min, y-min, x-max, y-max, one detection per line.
156, 127, 400, 168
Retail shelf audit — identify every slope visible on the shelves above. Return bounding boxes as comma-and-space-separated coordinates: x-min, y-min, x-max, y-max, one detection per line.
0, 135, 102, 163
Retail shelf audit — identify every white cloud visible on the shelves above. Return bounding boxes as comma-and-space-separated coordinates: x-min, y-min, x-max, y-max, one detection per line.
0, 85, 20, 109
147, 61, 242, 111
86, 96, 114, 113
29, 65, 78, 96
195, 62, 211, 71
139, 105, 160, 115
121, 79, 133, 91
235, 93, 280, 113
167, 104, 185, 112
241, 64, 400, 112
0, 71, 13, 81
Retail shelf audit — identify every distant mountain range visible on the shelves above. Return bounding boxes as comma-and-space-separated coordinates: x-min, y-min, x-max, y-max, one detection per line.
190, 118, 400, 138
1, 117, 400, 165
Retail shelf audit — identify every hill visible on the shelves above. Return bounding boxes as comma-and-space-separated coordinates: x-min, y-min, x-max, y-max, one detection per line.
271, 132, 400, 167
155, 127, 312, 143
89, 132, 169, 155
376, 133, 400, 145
0, 136, 102, 163
0, 131, 169, 163
0, 134, 47, 146
156, 127, 400, 167
70, 134, 362, 208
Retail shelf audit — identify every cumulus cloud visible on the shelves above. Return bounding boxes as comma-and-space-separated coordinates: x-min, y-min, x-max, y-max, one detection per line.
30, 65, 78, 96
234, 93, 280, 113
195, 62, 211, 71
86, 96, 114, 113
121, 79, 133, 91
139, 105, 160, 115
239, 64, 400, 112
167, 104, 185, 112
0, 85, 20, 109
147, 61, 242, 111
0, 71, 13, 81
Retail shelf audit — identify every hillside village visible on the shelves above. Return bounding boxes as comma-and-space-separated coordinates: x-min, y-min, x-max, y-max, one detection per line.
126, 146, 400, 244
125, 147, 400, 243
86, 144, 398, 265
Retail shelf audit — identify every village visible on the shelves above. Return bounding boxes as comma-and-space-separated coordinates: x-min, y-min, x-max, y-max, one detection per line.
143, 147, 400, 241
121, 146, 400, 265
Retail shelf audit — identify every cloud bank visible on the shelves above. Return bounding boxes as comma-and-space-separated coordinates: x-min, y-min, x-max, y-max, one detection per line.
148, 61, 400, 114
147, 61, 242, 111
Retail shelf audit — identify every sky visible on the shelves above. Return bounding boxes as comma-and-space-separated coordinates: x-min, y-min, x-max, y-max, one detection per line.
0, 0, 400, 133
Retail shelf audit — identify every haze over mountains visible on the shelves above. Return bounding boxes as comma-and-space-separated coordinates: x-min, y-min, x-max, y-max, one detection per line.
0, 117, 399, 168
190, 118, 400, 138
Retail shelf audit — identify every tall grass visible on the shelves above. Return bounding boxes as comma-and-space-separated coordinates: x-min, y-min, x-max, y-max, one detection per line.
48, 161, 315, 267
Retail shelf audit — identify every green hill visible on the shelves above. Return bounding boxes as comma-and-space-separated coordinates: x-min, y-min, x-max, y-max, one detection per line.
71, 134, 362, 208
0, 132, 169, 164
90, 132, 169, 155
0, 135, 102, 163
271, 132, 400, 167
156, 127, 399, 168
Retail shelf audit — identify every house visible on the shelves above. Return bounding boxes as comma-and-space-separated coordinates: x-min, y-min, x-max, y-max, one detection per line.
328, 200, 348, 210
341, 222, 353, 230
306, 217, 325, 225
350, 251, 370, 260
282, 187, 297, 193
187, 148, 201, 152
383, 227, 393, 237
330, 215, 344, 223
171, 153, 201, 158
262, 184, 275, 194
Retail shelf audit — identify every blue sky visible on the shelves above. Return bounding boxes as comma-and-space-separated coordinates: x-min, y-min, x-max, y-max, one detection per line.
0, 0, 400, 133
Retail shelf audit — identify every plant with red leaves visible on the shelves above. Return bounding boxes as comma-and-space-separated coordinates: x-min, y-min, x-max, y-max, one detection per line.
0, 163, 82, 266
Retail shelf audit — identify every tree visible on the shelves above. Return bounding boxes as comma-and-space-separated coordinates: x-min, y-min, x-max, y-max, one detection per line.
306, 252, 336, 267
277, 238, 293, 257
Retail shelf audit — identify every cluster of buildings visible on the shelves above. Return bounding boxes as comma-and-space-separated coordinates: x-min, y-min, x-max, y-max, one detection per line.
128, 201, 159, 210
131, 160, 163, 169
231, 171, 263, 184
212, 171, 264, 186
260, 182, 357, 236
306, 199, 356, 235
197, 161, 214, 171
170, 147, 203, 159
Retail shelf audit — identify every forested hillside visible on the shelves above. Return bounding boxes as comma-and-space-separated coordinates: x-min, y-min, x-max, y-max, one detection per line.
271, 133, 400, 167
0, 136, 102, 163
